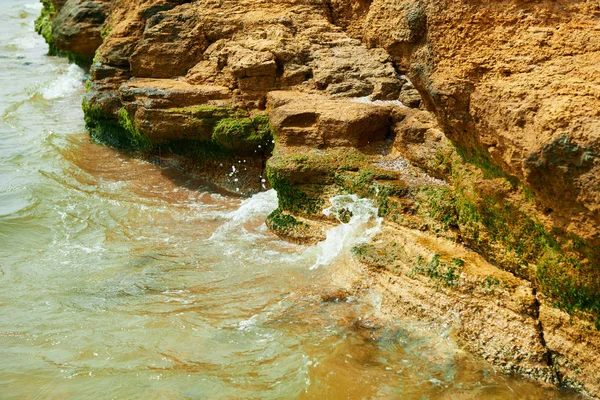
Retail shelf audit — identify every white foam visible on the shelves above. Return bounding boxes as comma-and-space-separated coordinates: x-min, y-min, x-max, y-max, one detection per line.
210, 189, 278, 240
351, 96, 406, 108
41, 64, 85, 100
310, 194, 382, 270
24, 2, 42, 11
12, 36, 38, 50
238, 314, 259, 331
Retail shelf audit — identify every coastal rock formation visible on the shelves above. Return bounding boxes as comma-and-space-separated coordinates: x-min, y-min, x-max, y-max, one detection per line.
38, 0, 600, 396
36, 0, 109, 64
364, 0, 600, 245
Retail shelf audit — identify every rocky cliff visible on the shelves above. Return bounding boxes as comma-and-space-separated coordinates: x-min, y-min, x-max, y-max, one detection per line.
38, 0, 600, 396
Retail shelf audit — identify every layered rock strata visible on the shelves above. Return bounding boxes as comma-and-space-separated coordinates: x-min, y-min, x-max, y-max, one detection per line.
39, 0, 600, 396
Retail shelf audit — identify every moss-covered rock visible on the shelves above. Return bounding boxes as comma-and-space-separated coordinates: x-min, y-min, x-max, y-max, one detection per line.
266, 208, 318, 243
35, 0, 108, 67
266, 170, 325, 216
35, 0, 58, 54
266, 115, 600, 330
411, 254, 463, 288
212, 114, 274, 154
411, 144, 600, 329
265, 147, 407, 218
351, 241, 405, 269
82, 99, 151, 153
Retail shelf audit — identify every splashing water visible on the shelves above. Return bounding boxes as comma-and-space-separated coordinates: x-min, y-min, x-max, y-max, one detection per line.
351, 96, 406, 108
310, 194, 382, 270
210, 189, 278, 240
41, 64, 86, 100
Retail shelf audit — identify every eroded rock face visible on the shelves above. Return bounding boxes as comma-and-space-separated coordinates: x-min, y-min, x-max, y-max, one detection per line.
39, 0, 600, 396
92, 0, 404, 101
78, 0, 407, 194
268, 91, 391, 148
36, 0, 109, 64
52, 0, 109, 62
364, 0, 600, 245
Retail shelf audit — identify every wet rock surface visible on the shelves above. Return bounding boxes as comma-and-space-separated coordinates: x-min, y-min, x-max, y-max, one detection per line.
52, 0, 108, 61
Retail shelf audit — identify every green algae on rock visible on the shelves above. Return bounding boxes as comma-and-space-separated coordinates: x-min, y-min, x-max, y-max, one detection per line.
35, 0, 57, 54
35, 0, 107, 67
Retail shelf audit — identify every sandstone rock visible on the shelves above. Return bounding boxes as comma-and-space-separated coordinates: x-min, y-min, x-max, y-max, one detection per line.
228, 48, 277, 80
539, 297, 600, 399
52, 0, 108, 62
129, 5, 209, 78
359, 226, 558, 384
36, 0, 109, 64
119, 79, 231, 109
364, 0, 600, 245
398, 87, 421, 109
267, 91, 392, 148
326, 0, 372, 39
370, 78, 404, 102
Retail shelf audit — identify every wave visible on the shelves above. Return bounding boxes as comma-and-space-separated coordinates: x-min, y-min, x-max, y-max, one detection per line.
41, 64, 85, 100
310, 194, 382, 270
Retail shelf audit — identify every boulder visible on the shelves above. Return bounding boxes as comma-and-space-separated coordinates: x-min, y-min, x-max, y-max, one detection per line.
268, 91, 392, 148
52, 0, 109, 62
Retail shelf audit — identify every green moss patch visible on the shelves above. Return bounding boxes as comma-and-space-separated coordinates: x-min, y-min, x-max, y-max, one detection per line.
351, 242, 405, 269
212, 115, 273, 153
82, 101, 151, 153
537, 254, 600, 330
266, 170, 324, 215
266, 148, 409, 220
35, 0, 57, 54
116, 108, 152, 152
267, 208, 307, 230
166, 107, 274, 155
100, 22, 112, 41
411, 254, 463, 287
266, 208, 313, 241
412, 144, 600, 328
84, 102, 275, 161
334, 168, 408, 220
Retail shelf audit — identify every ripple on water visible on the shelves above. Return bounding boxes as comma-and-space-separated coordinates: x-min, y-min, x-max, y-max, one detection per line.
40, 64, 86, 100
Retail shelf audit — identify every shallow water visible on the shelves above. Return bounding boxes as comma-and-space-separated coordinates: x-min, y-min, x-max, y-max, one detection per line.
0, 2, 583, 399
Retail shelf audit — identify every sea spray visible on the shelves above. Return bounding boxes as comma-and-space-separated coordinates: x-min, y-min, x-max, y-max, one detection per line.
351, 96, 406, 108
210, 189, 278, 240
310, 194, 382, 270
41, 63, 85, 100
210, 191, 382, 270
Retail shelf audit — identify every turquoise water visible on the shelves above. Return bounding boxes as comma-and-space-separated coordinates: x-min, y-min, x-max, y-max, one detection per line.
0, 2, 582, 399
